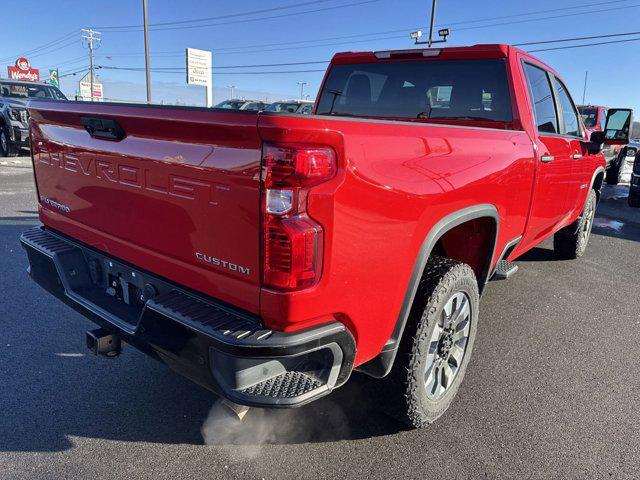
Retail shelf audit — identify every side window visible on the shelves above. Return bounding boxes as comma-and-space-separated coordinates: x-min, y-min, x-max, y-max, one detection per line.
554, 78, 581, 137
523, 63, 558, 134
599, 109, 607, 131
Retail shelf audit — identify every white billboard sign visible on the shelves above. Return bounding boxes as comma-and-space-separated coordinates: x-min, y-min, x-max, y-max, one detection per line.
78, 71, 103, 101
186, 48, 212, 107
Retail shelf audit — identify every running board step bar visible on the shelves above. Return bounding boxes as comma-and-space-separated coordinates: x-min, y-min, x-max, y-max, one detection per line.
491, 260, 519, 280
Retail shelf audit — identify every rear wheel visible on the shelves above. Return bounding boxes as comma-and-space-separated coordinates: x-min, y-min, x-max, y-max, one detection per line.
383, 256, 479, 428
553, 189, 597, 259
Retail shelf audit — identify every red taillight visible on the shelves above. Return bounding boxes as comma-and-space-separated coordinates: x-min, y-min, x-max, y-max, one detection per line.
264, 145, 336, 187
262, 144, 336, 291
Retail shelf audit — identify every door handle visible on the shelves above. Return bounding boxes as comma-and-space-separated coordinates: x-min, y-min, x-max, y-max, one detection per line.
541, 155, 554, 163
81, 117, 126, 141
571, 153, 583, 159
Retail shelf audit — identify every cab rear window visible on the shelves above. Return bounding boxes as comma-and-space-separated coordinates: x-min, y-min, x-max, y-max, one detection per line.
578, 107, 598, 128
316, 59, 512, 123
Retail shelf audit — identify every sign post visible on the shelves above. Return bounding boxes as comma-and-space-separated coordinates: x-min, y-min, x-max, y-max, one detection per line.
186, 48, 212, 107
7, 58, 39, 82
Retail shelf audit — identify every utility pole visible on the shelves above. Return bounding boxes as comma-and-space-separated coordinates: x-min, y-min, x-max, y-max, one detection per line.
227, 85, 236, 99
81, 29, 101, 102
582, 71, 588, 105
297, 81, 307, 101
142, 0, 152, 103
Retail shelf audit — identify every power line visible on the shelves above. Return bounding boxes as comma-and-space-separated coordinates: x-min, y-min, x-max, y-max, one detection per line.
142, 60, 330, 70
444, 0, 635, 27
59, 66, 91, 78
454, 2, 640, 32
91, 60, 327, 73
97, 65, 327, 75
97, 0, 339, 29
93, 0, 637, 46
0, 30, 78, 63
2, 0, 637, 70
530, 36, 640, 52
92, 2, 640, 60
56, 55, 89, 67
99, 0, 381, 33
2, 38, 80, 63
514, 30, 640, 46
93, 30, 640, 74
16, 2, 639, 81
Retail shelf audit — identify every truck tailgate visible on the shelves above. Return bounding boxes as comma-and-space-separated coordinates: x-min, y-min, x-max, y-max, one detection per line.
28, 101, 262, 313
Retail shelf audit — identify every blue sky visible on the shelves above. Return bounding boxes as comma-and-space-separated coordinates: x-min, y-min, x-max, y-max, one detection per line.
1, 0, 639, 109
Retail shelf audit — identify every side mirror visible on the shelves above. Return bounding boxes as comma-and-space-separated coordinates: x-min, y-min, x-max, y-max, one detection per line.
586, 131, 605, 155
603, 108, 633, 145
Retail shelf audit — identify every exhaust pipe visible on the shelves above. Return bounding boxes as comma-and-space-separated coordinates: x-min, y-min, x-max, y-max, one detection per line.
86, 328, 122, 357
220, 399, 251, 421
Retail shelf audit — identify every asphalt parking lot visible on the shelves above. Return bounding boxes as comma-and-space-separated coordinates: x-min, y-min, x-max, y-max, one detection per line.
1, 154, 639, 479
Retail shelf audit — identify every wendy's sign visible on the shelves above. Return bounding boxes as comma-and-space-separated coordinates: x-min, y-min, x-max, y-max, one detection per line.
8, 57, 40, 82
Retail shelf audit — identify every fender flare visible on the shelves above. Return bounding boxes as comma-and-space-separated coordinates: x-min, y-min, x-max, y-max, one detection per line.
590, 166, 606, 203
357, 204, 499, 378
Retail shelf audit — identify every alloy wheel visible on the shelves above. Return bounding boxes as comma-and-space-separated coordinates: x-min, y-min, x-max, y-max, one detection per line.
0, 130, 7, 154
581, 197, 595, 244
424, 291, 471, 400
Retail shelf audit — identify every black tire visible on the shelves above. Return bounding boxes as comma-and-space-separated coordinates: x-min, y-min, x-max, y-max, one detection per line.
0, 126, 18, 157
553, 189, 597, 259
629, 188, 640, 208
383, 256, 479, 428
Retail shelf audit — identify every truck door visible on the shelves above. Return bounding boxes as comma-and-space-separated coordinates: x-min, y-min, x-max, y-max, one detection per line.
521, 62, 575, 243
551, 75, 589, 218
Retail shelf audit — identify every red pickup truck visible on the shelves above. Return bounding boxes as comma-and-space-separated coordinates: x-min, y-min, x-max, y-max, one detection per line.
21, 44, 631, 428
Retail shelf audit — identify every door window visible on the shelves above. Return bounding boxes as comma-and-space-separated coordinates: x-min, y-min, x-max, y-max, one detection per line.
554, 78, 581, 137
523, 63, 558, 134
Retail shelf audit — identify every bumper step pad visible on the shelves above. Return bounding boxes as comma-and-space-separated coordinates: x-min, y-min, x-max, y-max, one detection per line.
242, 371, 323, 398
491, 259, 519, 280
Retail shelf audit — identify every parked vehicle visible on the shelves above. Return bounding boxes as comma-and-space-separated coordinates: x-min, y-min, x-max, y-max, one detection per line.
578, 104, 631, 184
21, 44, 630, 428
603, 139, 638, 185
241, 101, 270, 111
0, 79, 66, 156
265, 100, 314, 114
629, 151, 640, 207
214, 99, 270, 111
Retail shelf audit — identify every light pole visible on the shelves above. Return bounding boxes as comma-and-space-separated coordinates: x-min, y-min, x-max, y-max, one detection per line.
582, 71, 588, 105
142, 0, 151, 103
297, 81, 307, 101
427, 0, 436, 47
410, 0, 450, 46
227, 85, 236, 99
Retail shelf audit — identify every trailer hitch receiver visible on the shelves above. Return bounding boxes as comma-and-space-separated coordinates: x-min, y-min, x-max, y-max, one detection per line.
86, 328, 122, 357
